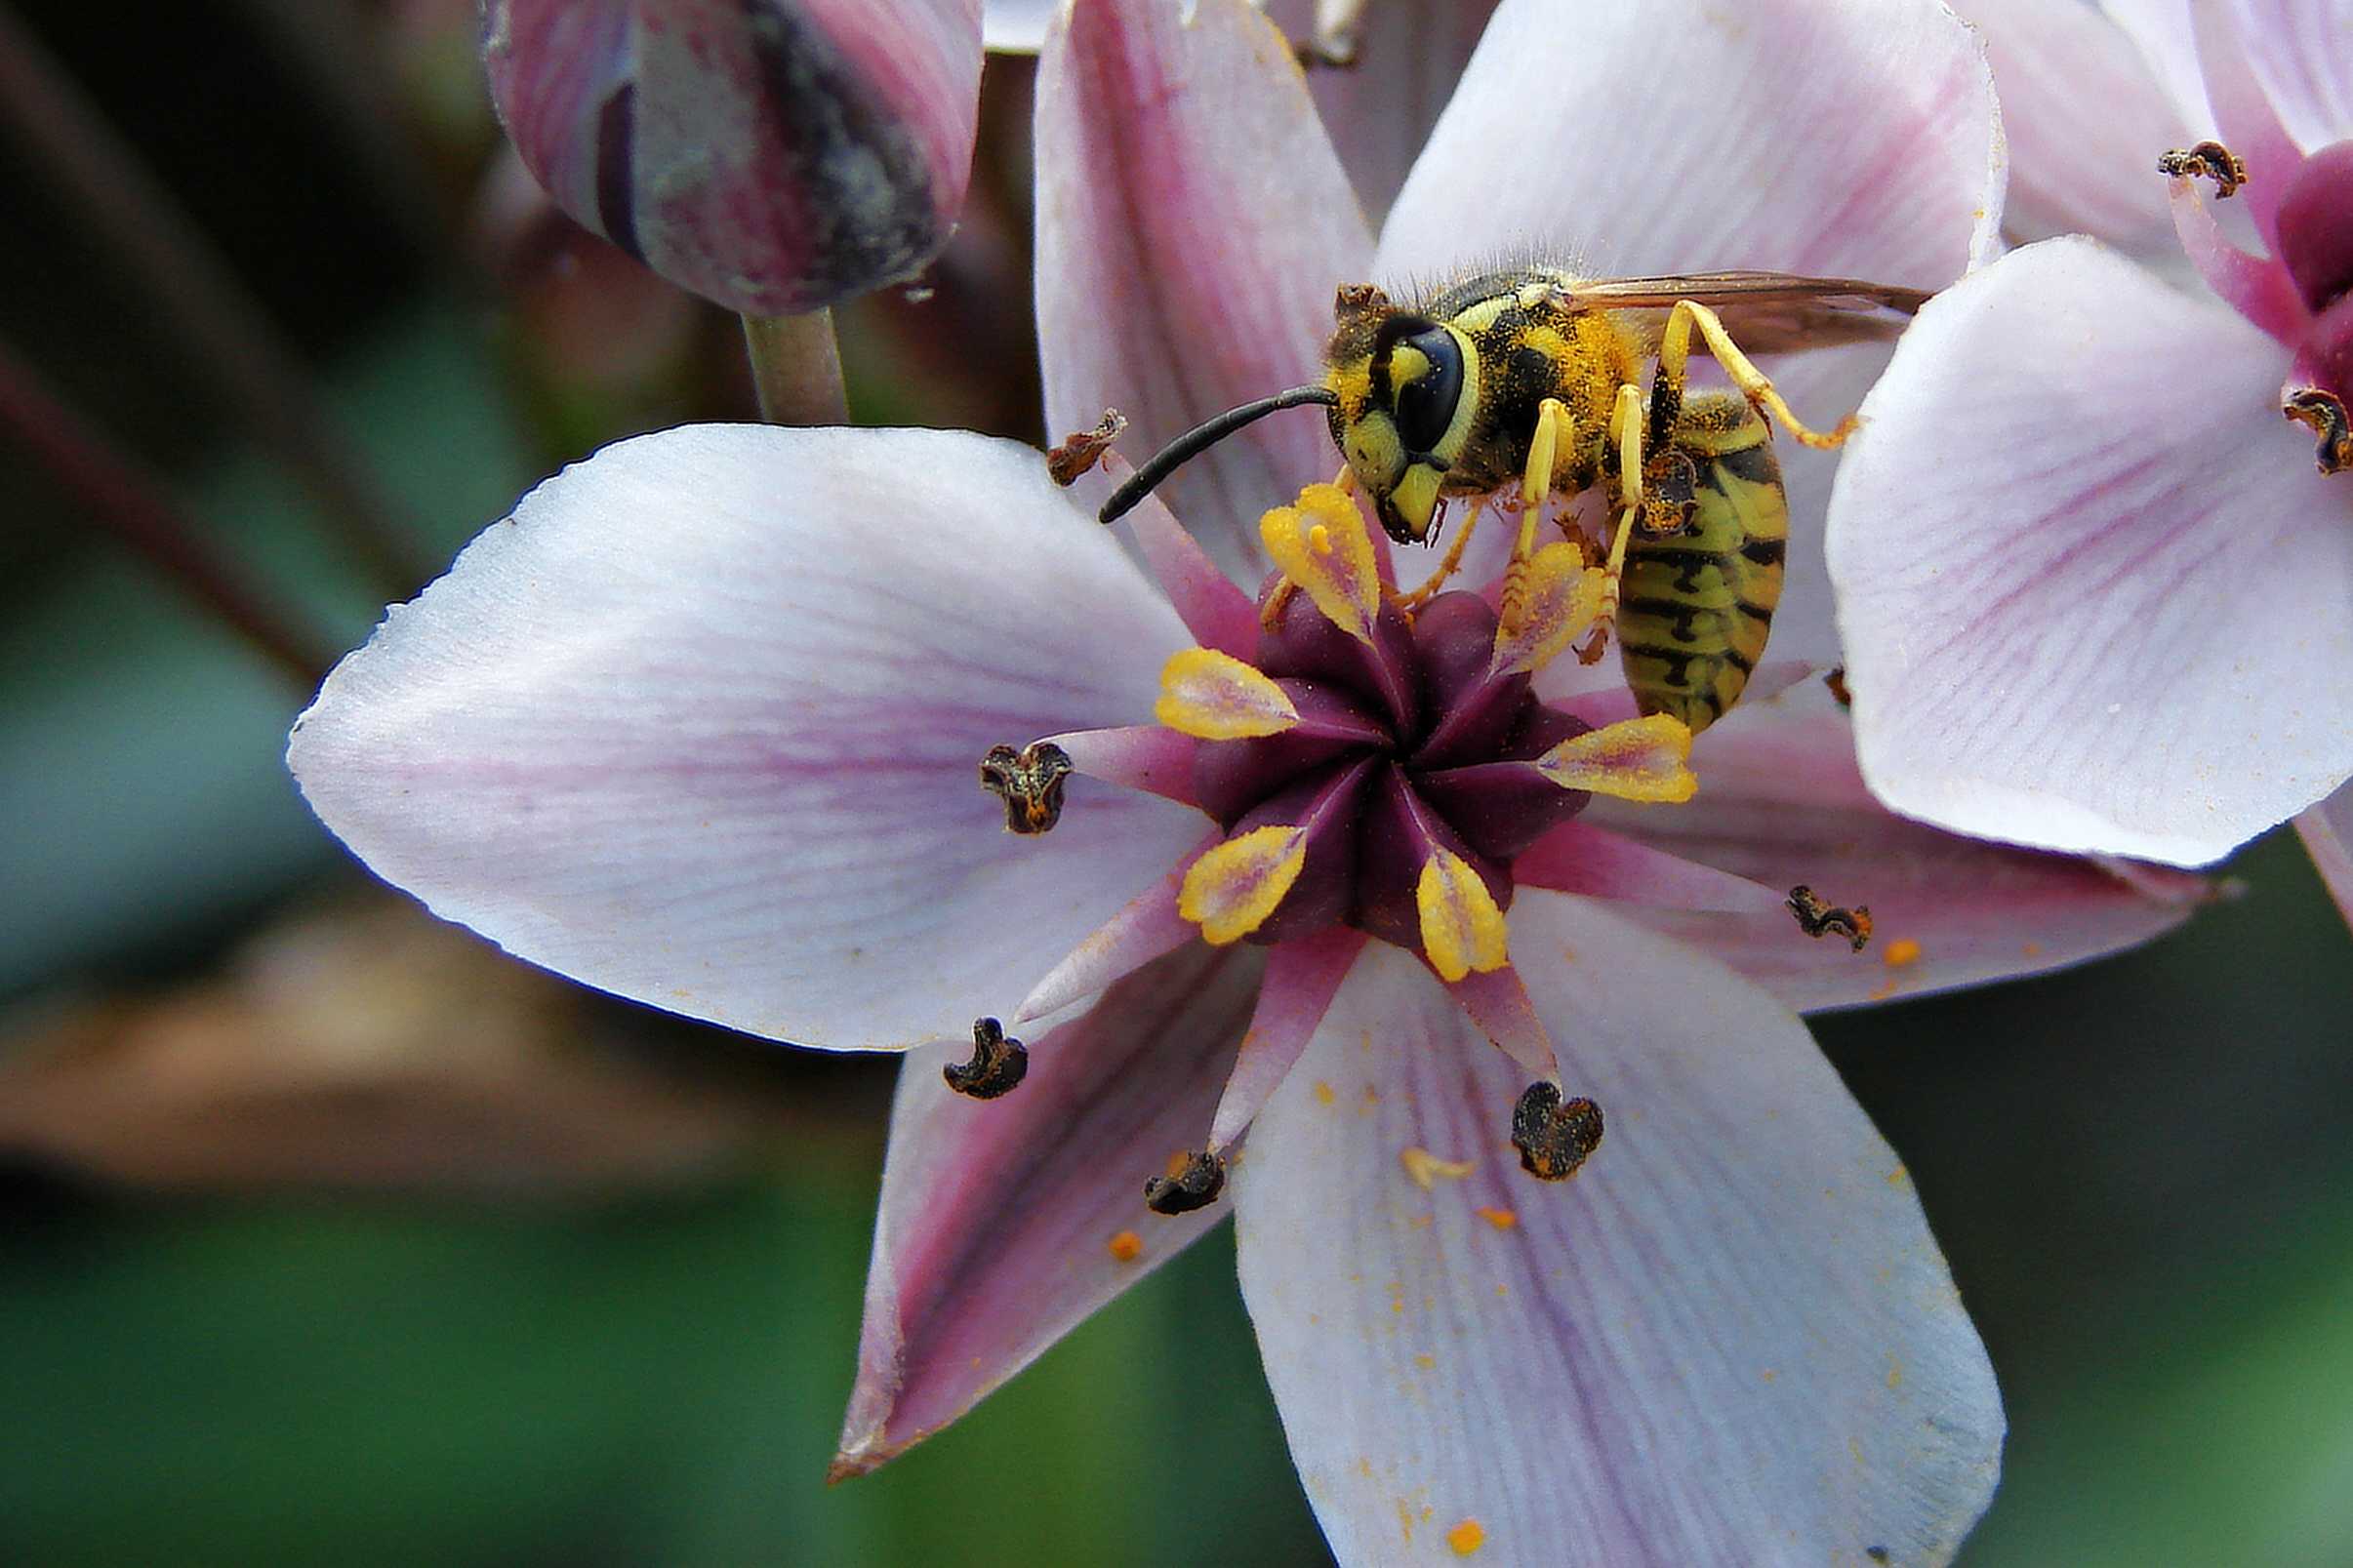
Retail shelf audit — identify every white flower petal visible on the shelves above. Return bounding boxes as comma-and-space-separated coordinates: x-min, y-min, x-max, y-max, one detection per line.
1828, 238, 2353, 864
1236, 902, 2002, 1567
291, 424, 1202, 1049
2220, 0, 2353, 151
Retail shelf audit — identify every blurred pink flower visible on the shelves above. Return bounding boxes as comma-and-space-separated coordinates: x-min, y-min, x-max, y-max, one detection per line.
291, 0, 2207, 1560
480, 0, 985, 314
1828, 0, 2353, 900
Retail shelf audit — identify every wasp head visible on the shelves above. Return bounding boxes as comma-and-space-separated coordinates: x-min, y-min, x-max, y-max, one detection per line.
1324, 306, 1478, 544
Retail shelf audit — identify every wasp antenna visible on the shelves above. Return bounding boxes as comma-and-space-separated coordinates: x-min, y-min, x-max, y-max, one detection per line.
1098, 385, 1339, 526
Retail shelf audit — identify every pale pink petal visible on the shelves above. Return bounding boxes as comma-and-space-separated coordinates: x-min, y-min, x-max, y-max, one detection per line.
1513, 821, 1786, 913
1956, 0, 2189, 249
1013, 832, 1215, 1024
1208, 925, 1365, 1151
1586, 688, 2209, 1011
290, 425, 1202, 1051
1035, 0, 1374, 588
2219, 0, 2353, 153
2295, 778, 2353, 931
1235, 904, 2003, 1567
1380, 0, 2003, 670
2104, 0, 2220, 137
2192, 0, 2309, 246
1104, 459, 1262, 657
1829, 237, 2353, 865
834, 941, 1264, 1477
1263, 0, 1501, 224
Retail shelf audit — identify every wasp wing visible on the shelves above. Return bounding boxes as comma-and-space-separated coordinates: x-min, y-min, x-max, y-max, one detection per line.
1564, 272, 1930, 353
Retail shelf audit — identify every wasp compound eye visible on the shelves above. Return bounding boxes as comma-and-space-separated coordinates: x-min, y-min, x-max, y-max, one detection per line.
1392, 327, 1463, 456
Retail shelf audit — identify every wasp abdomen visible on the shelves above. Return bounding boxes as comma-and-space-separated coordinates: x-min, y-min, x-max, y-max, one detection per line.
1617, 395, 1787, 734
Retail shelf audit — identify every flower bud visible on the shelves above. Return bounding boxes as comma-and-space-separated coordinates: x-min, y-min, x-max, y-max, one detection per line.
481, 0, 984, 315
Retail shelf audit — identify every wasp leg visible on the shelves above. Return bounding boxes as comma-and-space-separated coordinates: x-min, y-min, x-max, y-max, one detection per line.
1500, 398, 1578, 633
1393, 500, 1479, 613
1571, 383, 1650, 663
1660, 300, 1858, 451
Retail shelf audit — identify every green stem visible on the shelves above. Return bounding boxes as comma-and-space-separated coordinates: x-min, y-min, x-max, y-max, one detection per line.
0, 334, 330, 690
741, 310, 849, 426
0, 7, 426, 600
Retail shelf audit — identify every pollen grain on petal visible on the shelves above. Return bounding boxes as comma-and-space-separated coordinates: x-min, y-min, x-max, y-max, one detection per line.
1155, 647, 1301, 739
1446, 1517, 1487, 1555
1107, 1228, 1144, 1263
1536, 713, 1696, 803
1399, 1146, 1476, 1189
1416, 850, 1510, 984
1474, 1205, 1519, 1230
1179, 824, 1309, 945
1262, 482, 1381, 643
1882, 937, 1923, 968
1492, 543, 1605, 675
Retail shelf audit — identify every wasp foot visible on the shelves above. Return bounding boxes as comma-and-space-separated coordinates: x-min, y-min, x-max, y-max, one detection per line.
1511, 1083, 1604, 1182
944, 1018, 1030, 1100
2159, 140, 2248, 197
1144, 1148, 1227, 1215
980, 741, 1074, 833
1786, 884, 1874, 951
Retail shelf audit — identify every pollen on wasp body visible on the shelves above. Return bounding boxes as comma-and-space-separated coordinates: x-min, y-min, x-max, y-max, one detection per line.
944, 1018, 1029, 1100
979, 741, 1074, 834
1785, 884, 1873, 952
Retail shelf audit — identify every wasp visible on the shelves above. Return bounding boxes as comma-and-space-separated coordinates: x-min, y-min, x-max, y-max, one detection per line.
1100, 268, 1926, 733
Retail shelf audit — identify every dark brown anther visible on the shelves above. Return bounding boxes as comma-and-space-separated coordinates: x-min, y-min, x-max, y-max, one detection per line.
1824, 665, 1853, 707
2285, 388, 2353, 474
979, 741, 1073, 833
944, 1017, 1029, 1100
1143, 1148, 1227, 1215
2158, 140, 2248, 197
1047, 410, 1127, 486
1786, 884, 1874, 951
1511, 1083, 1604, 1182
1334, 281, 1391, 322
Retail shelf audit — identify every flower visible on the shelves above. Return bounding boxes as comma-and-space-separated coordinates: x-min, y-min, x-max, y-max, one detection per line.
480, 0, 986, 315
1826, 0, 2353, 889
291, 0, 2206, 1560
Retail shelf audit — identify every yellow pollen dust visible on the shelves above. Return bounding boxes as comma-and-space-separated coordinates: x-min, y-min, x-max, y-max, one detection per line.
1263, 482, 1381, 643
1155, 646, 1300, 739
1538, 714, 1697, 803
1446, 1518, 1487, 1556
1493, 542, 1606, 675
1400, 1146, 1476, 1189
1475, 1206, 1519, 1230
1883, 938, 1923, 968
1107, 1229, 1143, 1263
1417, 850, 1510, 983
1180, 825, 1308, 945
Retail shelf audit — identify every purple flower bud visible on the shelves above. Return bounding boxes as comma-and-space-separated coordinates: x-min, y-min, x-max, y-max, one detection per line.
481, 0, 984, 315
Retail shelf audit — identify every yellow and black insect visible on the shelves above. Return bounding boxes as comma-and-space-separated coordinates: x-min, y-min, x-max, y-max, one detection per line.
1100, 267, 1926, 733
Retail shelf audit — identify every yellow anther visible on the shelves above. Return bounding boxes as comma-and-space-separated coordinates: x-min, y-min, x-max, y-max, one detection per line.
1179, 825, 1308, 945
1492, 542, 1606, 674
1154, 647, 1300, 739
1537, 714, 1697, 803
1262, 482, 1381, 643
1416, 850, 1510, 983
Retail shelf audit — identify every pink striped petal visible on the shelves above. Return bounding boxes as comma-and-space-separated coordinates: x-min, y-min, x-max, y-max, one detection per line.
2191, 0, 2310, 248
1208, 925, 1365, 1152
2104, 0, 2219, 138
291, 425, 1201, 1050
1956, 0, 2189, 249
1103, 459, 1262, 658
1264, 0, 1501, 224
1828, 237, 2353, 865
1235, 903, 2002, 1567
1379, 0, 2002, 672
1585, 690, 2208, 1011
1512, 820, 1786, 913
2218, 0, 2353, 155
1035, 0, 1374, 589
2296, 779, 2353, 931
1014, 832, 1217, 1024
834, 941, 1265, 1478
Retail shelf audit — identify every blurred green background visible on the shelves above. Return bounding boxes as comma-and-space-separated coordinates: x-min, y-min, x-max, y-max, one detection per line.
1, 4, 2346, 1564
